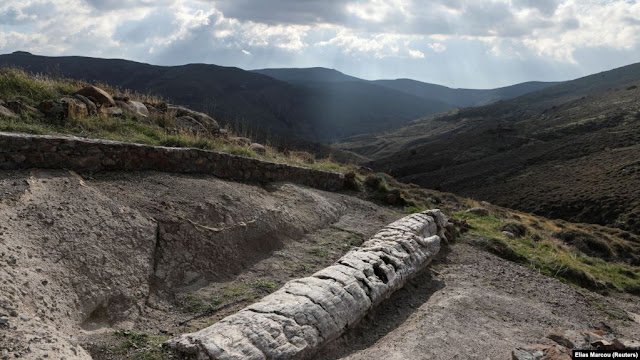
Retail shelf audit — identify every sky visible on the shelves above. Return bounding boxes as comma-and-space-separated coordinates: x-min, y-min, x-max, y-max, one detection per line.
1, 0, 640, 88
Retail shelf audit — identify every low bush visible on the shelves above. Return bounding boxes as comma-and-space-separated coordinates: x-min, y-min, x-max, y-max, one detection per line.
553, 229, 614, 259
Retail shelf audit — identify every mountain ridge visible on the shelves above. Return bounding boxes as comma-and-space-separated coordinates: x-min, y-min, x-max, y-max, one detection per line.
338, 60, 640, 235
0, 52, 447, 142
252, 66, 561, 108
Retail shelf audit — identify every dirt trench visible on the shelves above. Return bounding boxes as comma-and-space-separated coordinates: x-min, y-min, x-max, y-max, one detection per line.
0, 169, 399, 359
3, 169, 638, 360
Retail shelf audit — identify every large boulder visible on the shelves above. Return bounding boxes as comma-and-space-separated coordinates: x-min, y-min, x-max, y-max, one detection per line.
59, 97, 88, 119
128, 101, 149, 118
73, 94, 97, 115
115, 100, 135, 113
249, 143, 266, 155
174, 116, 207, 134
229, 137, 251, 146
39, 98, 88, 120
167, 105, 220, 132
74, 86, 115, 107
0, 104, 18, 119
5, 100, 40, 116
115, 100, 149, 119
100, 107, 123, 118
38, 100, 65, 119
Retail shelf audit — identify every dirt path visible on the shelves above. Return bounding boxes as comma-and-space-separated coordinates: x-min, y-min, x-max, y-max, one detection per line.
316, 242, 640, 359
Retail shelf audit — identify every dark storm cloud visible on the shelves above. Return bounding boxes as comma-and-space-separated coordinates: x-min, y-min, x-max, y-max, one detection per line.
83, 0, 172, 11
213, 0, 348, 25
3, 0, 640, 89
210, 0, 566, 38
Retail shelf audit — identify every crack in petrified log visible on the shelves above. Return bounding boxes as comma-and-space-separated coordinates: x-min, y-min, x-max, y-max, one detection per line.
166, 209, 449, 360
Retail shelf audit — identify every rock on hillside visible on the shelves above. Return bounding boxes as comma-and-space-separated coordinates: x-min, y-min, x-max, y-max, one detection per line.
4, 83, 223, 136
75, 85, 116, 107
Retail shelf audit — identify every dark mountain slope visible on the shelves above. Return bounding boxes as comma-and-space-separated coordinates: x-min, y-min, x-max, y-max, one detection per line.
349, 62, 640, 234
253, 67, 559, 108
252, 67, 363, 83
286, 81, 453, 141
0, 52, 304, 135
0, 52, 449, 142
373, 79, 559, 107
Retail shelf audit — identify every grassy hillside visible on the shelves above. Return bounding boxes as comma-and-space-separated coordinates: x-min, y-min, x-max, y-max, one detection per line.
0, 52, 451, 142
359, 174, 639, 294
0, 67, 352, 172
341, 62, 640, 235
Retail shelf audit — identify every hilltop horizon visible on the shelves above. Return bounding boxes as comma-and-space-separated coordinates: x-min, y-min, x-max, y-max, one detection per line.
4, 50, 577, 90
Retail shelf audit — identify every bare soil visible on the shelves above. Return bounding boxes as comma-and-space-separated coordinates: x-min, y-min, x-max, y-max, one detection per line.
0, 169, 400, 359
316, 241, 640, 359
1, 169, 638, 360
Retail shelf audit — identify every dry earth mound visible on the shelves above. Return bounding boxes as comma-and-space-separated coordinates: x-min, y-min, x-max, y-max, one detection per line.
0, 169, 348, 359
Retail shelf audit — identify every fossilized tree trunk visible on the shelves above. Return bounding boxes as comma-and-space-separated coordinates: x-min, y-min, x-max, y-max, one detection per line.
166, 209, 450, 360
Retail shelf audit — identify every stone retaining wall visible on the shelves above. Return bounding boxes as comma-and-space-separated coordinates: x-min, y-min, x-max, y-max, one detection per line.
166, 209, 449, 360
0, 132, 345, 191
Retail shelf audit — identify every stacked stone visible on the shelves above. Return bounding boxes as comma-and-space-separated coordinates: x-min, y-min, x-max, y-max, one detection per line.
0, 132, 345, 191
166, 210, 448, 360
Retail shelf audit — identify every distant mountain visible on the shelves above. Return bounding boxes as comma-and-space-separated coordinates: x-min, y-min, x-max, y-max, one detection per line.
373, 79, 559, 107
0, 52, 565, 143
253, 67, 559, 108
252, 67, 363, 83
338, 62, 640, 235
0, 52, 452, 142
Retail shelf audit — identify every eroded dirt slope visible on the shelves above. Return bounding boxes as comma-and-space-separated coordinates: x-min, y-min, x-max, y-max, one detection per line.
2, 168, 638, 360
0, 169, 384, 359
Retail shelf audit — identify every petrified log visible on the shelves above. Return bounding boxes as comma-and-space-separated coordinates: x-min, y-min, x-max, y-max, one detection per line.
166, 209, 449, 360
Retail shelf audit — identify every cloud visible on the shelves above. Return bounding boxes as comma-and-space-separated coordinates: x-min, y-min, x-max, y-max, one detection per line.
408, 49, 424, 58
428, 42, 446, 53
1, 0, 640, 88
213, 0, 347, 25
113, 8, 177, 43
82, 0, 172, 11
512, 0, 561, 16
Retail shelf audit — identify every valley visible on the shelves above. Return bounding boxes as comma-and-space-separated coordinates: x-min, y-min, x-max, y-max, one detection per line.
0, 53, 639, 360
0, 52, 558, 143
340, 63, 640, 236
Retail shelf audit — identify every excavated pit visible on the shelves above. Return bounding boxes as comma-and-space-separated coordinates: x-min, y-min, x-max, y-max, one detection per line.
0, 169, 357, 359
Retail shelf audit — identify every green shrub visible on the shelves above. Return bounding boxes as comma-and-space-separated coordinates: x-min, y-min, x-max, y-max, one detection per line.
501, 222, 527, 237
485, 237, 528, 263
363, 174, 386, 191
251, 280, 278, 293
553, 229, 614, 259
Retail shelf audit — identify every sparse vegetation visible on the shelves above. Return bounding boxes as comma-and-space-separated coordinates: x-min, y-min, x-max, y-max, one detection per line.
342, 65, 640, 237
251, 280, 278, 294
0, 67, 355, 173
309, 247, 331, 258
102, 330, 172, 360
455, 210, 640, 294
